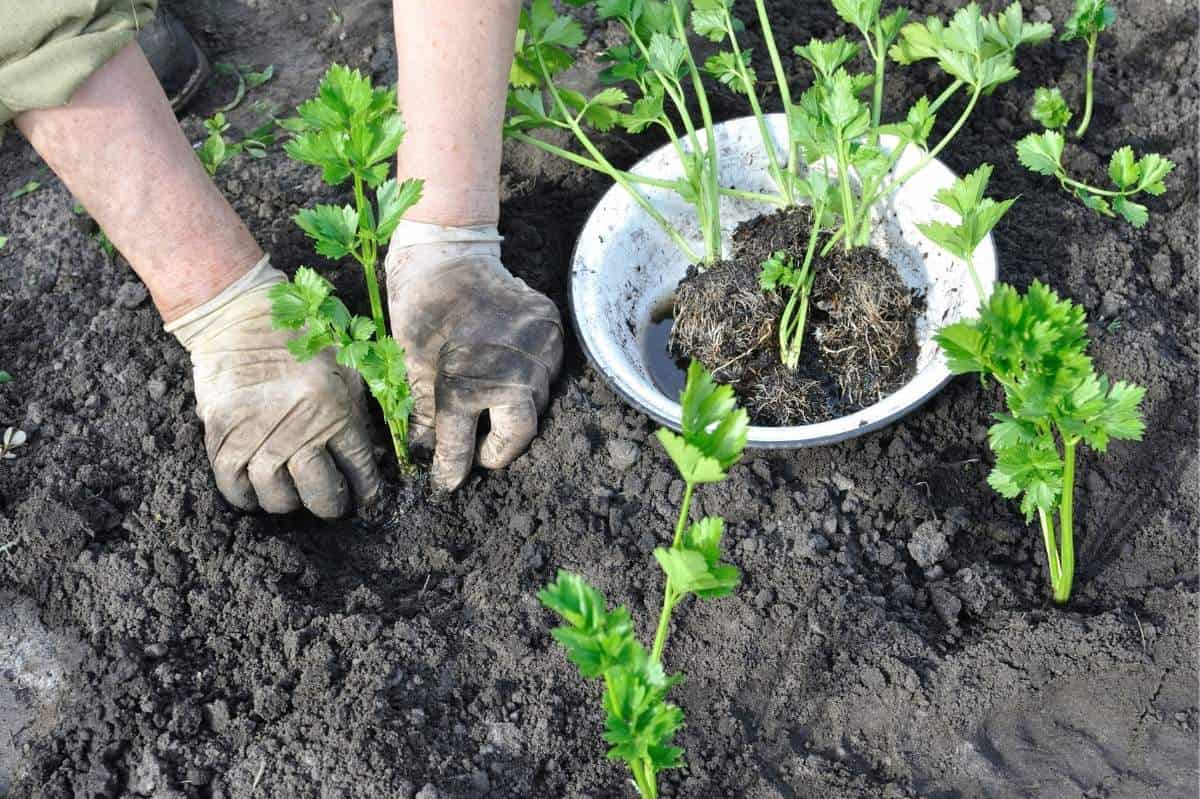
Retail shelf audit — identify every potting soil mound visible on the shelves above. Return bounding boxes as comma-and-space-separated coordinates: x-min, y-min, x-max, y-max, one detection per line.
671, 207, 921, 425
0, 1, 1197, 797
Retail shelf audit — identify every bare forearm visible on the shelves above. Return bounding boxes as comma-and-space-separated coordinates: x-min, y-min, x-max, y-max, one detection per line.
15, 44, 260, 322
393, 0, 520, 226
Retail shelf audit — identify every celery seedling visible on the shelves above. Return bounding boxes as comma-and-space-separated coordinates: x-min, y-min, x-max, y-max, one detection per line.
269, 65, 424, 470
197, 113, 238, 176
1061, 0, 1114, 139
935, 281, 1145, 603
540, 361, 748, 798
916, 163, 1014, 302
759, 251, 812, 370
198, 112, 277, 175
1016, 132, 1174, 228
757, 172, 840, 368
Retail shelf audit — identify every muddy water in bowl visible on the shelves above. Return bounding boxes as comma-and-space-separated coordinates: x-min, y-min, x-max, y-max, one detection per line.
568, 114, 995, 447
643, 299, 687, 399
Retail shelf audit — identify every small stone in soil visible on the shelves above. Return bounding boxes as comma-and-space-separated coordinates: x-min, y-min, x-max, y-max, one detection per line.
114, 281, 148, 309
908, 519, 954, 568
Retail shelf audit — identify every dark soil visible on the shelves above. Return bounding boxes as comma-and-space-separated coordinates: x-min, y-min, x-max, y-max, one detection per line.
670, 207, 920, 425
1, 1, 1197, 798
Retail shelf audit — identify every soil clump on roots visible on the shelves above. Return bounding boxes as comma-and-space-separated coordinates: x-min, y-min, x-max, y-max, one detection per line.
670, 207, 921, 425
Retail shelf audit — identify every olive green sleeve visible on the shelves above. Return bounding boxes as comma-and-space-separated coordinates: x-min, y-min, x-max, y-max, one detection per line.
0, 0, 157, 125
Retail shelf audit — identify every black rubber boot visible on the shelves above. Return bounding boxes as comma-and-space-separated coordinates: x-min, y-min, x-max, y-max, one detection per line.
136, 6, 210, 112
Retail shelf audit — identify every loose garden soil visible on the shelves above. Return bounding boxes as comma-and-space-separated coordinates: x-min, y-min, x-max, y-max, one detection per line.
670, 207, 921, 425
1, 1, 1196, 797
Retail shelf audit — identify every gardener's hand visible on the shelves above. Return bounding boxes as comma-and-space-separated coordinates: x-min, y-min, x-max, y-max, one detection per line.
385, 220, 563, 492
166, 257, 381, 518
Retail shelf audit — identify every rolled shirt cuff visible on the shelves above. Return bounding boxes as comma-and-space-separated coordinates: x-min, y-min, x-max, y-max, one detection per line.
0, 0, 157, 125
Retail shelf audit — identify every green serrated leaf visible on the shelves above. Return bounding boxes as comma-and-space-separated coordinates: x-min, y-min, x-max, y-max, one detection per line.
704, 50, 755, 95
662, 361, 750, 481
1112, 196, 1148, 228
794, 37, 859, 79
1107, 146, 1140, 190
375, 178, 423, 241
295, 204, 359, 259
1015, 131, 1064, 176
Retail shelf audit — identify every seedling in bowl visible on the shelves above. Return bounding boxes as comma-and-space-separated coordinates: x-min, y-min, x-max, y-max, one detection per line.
540, 360, 748, 798
935, 281, 1145, 603
269, 65, 424, 471
507, 0, 1048, 383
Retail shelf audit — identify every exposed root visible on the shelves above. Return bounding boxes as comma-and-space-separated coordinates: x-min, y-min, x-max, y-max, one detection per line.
668, 207, 920, 426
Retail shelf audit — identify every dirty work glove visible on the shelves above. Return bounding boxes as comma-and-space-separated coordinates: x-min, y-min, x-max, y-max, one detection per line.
385, 220, 563, 492
165, 256, 380, 518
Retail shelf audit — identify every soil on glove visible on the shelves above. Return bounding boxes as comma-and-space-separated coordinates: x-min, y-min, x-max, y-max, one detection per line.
670, 207, 920, 425
0, 1, 1197, 798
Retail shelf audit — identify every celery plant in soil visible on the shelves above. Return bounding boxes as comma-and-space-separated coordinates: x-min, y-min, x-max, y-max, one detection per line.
540, 360, 748, 799
1018, 0, 1174, 227
506, 0, 1049, 369
268, 65, 423, 469
935, 282, 1145, 603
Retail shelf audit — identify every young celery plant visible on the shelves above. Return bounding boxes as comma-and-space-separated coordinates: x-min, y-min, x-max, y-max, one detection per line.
786, 3, 1048, 254
915, 163, 1014, 303
935, 281, 1145, 603
837, 2, 1051, 249
269, 64, 424, 470
1016, 132, 1174, 228
540, 361, 748, 799
758, 172, 840, 368
1061, 0, 1115, 139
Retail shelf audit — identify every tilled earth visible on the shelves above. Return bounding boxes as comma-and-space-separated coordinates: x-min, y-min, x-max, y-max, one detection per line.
1, 1, 1196, 797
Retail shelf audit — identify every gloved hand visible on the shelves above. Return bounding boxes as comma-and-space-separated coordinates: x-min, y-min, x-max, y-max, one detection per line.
166, 257, 381, 518
385, 220, 563, 492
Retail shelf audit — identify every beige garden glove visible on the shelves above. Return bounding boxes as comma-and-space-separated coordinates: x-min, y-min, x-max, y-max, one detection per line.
165, 256, 381, 518
385, 220, 563, 492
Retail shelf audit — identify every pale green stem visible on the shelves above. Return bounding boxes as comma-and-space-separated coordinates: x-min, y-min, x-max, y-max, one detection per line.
869, 34, 886, 140
651, 481, 694, 664
1075, 36, 1097, 139
351, 173, 386, 338
929, 79, 964, 113
877, 85, 982, 205
965, 253, 984, 304
1054, 440, 1077, 603
1056, 172, 1129, 198
672, 2, 722, 262
722, 187, 789, 205
1037, 507, 1063, 596
834, 138, 857, 250
724, 13, 791, 205
535, 51, 702, 263
753, 0, 795, 175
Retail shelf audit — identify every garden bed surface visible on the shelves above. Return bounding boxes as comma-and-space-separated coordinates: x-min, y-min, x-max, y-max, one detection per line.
0, 1, 1196, 797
